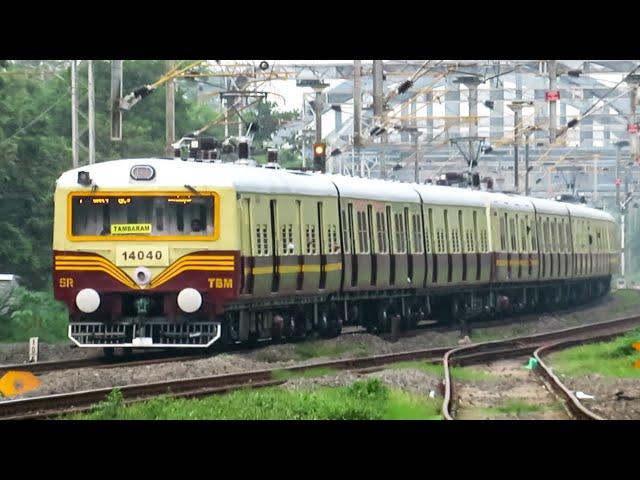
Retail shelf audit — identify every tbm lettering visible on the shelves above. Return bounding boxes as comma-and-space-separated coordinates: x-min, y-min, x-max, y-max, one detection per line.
208, 278, 233, 288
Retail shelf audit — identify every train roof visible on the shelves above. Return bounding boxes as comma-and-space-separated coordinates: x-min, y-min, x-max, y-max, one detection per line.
56, 159, 338, 197
527, 196, 570, 216
565, 202, 616, 222
327, 175, 421, 203
414, 184, 488, 208
55, 159, 616, 223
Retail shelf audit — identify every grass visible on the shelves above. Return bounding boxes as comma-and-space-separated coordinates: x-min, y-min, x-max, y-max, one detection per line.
547, 328, 640, 378
70, 379, 443, 420
477, 399, 562, 417
386, 360, 496, 381
293, 340, 371, 360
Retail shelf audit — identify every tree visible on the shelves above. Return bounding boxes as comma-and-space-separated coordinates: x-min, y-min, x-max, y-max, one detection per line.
0, 61, 301, 289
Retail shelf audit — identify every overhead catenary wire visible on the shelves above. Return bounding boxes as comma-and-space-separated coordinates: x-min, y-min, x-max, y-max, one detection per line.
0, 87, 71, 147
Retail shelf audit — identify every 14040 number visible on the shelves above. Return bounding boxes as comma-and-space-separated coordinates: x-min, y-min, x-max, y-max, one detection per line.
122, 250, 163, 261
115, 246, 169, 267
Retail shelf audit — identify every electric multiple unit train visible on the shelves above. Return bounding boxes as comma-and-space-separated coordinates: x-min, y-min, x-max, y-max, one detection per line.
52, 158, 619, 353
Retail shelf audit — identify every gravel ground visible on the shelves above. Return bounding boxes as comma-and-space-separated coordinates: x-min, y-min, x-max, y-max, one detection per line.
553, 374, 640, 420
1, 290, 639, 401
0, 343, 99, 365
454, 358, 570, 420
283, 367, 442, 398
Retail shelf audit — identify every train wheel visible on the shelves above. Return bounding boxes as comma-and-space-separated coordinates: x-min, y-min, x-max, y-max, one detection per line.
377, 305, 390, 333
320, 310, 342, 338
271, 314, 284, 342
404, 304, 418, 330
293, 311, 307, 341
448, 296, 464, 324
247, 330, 260, 347
103, 347, 115, 358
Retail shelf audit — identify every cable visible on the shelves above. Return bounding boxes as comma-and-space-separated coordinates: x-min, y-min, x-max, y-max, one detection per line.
0, 87, 70, 147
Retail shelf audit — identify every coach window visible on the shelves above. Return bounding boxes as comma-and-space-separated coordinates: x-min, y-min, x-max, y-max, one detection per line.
305, 224, 317, 255
529, 218, 537, 251
499, 215, 506, 251
412, 213, 424, 254
543, 219, 551, 252
427, 208, 435, 253
550, 219, 557, 253
394, 212, 407, 254
519, 217, 527, 253
327, 225, 339, 253
357, 210, 369, 254
376, 211, 388, 254
281, 224, 295, 255
509, 216, 517, 253
443, 210, 451, 253
255, 224, 269, 257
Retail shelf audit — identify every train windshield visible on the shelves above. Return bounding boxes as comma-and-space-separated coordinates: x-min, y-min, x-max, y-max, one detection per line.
70, 193, 215, 239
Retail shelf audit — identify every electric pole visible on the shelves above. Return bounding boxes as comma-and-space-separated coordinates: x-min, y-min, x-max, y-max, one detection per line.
165, 60, 176, 156
373, 60, 386, 179
71, 60, 79, 168
548, 60, 557, 143
88, 60, 95, 164
353, 60, 362, 148
110, 60, 123, 141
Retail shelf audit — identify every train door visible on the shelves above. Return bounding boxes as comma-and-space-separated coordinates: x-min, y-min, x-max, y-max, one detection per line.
338, 204, 350, 291
296, 200, 304, 291
411, 208, 426, 287
301, 200, 319, 293
566, 217, 574, 277
403, 207, 412, 287
250, 195, 272, 297
348, 203, 359, 289
428, 208, 438, 284
529, 214, 539, 280
503, 212, 512, 281
317, 201, 326, 290
391, 207, 409, 288
366, 205, 377, 286
512, 214, 521, 280
376, 206, 390, 288
520, 215, 529, 279
354, 206, 371, 289
471, 210, 480, 282
240, 197, 254, 296
444, 209, 453, 283
458, 210, 467, 282
269, 199, 280, 293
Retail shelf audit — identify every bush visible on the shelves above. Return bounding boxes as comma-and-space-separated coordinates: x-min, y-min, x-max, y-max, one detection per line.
0, 286, 68, 343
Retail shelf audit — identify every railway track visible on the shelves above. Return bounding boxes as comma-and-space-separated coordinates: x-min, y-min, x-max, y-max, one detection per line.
441, 317, 639, 420
2, 312, 639, 420
0, 294, 615, 378
534, 342, 604, 420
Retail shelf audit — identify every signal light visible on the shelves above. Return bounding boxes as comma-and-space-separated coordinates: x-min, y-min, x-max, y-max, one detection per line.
313, 143, 327, 172
77, 171, 92, 186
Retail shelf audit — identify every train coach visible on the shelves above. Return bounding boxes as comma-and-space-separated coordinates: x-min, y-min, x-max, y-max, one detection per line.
52, 158, 619, 354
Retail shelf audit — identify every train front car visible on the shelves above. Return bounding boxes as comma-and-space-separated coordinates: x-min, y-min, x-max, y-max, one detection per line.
52, 159, 240, 351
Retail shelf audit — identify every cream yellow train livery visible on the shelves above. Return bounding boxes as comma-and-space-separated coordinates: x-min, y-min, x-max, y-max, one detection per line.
52, 158, 619, 353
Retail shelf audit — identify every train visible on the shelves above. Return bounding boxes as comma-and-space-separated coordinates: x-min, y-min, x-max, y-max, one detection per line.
52, 157, 619, 355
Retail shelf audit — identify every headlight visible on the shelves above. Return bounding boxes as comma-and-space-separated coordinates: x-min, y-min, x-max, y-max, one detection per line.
76, 288, 100, 313
177, 288, 202, 313
134, 266, 151, 286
